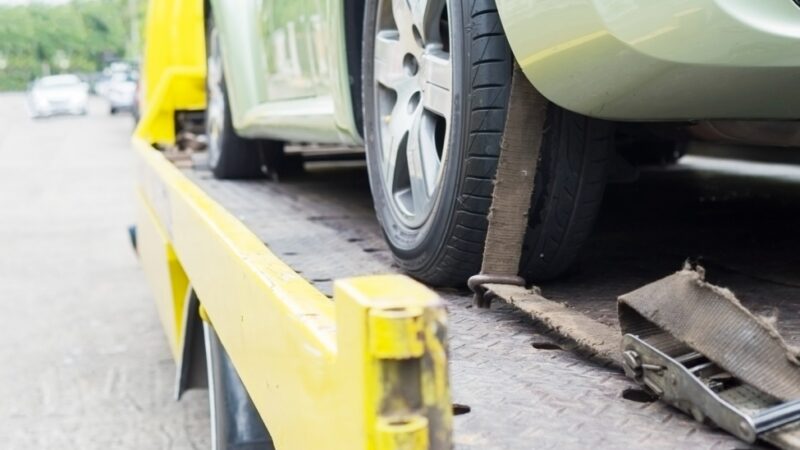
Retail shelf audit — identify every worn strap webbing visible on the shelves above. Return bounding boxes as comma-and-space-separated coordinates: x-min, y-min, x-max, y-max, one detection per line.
619, 267, 800, 448
619, 268, 800, 400
487, 283, 621, 364
471, 64, 547, 307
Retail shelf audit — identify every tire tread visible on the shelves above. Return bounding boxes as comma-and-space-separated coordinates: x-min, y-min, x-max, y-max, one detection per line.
408, 2, 508, 285
366, 0, 611, 286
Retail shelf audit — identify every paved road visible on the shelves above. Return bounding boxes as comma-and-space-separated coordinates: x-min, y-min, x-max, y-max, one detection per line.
0, 93, 210, 449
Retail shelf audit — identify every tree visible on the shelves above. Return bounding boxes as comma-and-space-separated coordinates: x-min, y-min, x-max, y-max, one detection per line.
0, 0, 144, 91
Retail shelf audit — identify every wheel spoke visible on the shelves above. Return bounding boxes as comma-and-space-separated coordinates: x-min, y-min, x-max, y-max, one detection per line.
419, 113, 442, 196
207, 58, 221, 87
207, 29, 224, 87
206, 27, 226, 165
406, 110, 439, 212
382, 98, 413, 192
374, 31, 405, 89
420, 51, 451, 120
408, 0, 446, 45
391, 0, 415, 39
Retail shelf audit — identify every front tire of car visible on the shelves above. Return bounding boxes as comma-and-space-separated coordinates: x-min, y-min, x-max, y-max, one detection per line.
205, 14, 283, 180
362, 0, 614, 286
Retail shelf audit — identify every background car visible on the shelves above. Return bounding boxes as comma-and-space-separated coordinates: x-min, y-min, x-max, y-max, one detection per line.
106, 71, 138, 115
191, 0, 800, 287
93, 61, 136, 97
27, 74, 89, 118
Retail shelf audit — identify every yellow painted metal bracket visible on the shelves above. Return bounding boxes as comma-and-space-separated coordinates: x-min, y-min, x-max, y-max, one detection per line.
134, 138, 452, 450
134, 0, 206, 145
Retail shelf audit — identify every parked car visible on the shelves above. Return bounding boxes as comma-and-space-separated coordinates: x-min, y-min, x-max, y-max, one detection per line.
93, 62, 136, 97
27, 74, 89, 118
198, 0, 800, 286
107, 71, 138, 114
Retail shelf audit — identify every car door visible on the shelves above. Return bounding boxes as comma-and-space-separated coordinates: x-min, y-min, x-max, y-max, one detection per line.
259, 0, 317, 101
243, 0, 359, 144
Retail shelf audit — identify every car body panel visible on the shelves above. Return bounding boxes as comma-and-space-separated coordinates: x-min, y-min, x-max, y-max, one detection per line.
260, 0, 318, 101
209, 0, 361, 144
495, 0, 800, 120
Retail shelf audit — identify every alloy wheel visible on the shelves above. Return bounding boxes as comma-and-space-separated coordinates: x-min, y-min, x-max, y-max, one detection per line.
372, 0, 452, 228
206, 26, 225, 169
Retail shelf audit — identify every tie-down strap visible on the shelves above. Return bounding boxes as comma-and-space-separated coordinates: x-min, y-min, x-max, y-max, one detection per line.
619, 267, 800, 448
468, 63, 547, 307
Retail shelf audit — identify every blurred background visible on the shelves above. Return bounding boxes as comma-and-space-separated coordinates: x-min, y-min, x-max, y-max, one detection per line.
0, 0, 143, 87
0, 2, 210, 448
0, 0, 143, 119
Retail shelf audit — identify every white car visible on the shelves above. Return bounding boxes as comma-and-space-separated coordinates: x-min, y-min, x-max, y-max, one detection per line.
106, 72, 138, 114
28, 74, 89, 118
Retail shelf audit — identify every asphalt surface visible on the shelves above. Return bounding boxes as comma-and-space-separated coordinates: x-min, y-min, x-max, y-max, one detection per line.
0, 93, 210, 449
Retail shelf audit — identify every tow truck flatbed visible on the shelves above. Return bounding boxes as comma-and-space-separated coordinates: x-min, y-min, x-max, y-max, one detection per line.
131, 2, 800, 445
139, 143, 799, 448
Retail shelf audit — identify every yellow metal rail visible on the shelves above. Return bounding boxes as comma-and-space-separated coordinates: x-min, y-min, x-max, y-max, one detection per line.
134, 2, 452, 447
134, 138, 452, 449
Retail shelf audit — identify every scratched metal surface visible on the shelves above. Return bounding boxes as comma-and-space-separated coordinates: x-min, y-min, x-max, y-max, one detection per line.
186, 152, 800, 448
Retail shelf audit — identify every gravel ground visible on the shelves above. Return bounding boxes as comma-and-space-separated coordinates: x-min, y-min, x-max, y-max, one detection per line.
0, 93, 210, 449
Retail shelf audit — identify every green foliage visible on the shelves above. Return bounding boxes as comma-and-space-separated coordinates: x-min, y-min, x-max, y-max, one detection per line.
0, 0, 143, 91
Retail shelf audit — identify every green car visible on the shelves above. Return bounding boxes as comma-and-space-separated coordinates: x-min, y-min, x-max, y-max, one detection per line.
205, 0, 800, 285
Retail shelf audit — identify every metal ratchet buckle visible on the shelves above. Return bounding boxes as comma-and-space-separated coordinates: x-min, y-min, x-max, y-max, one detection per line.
621, 334, 800, 443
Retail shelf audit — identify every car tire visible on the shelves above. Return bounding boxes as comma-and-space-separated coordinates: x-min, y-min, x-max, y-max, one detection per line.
517, 107, 613, 281
205, 13, 283, 180
363, 0, 613, 286
203, 322, 274, 450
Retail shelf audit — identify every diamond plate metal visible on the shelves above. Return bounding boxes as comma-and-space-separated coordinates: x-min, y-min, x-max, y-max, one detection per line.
541, 162, 800, 345
183, 157, 799, 448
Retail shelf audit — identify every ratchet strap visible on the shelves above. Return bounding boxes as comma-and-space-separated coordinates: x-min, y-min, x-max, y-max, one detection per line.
463, 59, 800, 450
468, 63, 548, 307
619, 266, 800, 448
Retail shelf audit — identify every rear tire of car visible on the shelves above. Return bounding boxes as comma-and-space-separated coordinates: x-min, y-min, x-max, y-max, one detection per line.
203, 322, 274, 450
205, 13, 283, 180
363, 0, 613, 286
518, 107, 613, 281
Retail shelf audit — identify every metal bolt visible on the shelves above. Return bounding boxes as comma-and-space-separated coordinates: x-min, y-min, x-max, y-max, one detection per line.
623, 350, 641, 370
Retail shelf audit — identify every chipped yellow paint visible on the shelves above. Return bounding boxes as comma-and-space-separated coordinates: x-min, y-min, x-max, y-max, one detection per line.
376, 416, 429, 450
